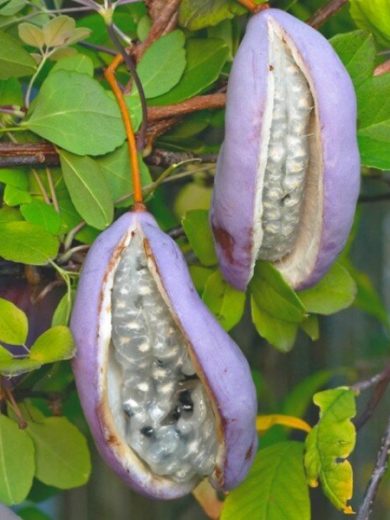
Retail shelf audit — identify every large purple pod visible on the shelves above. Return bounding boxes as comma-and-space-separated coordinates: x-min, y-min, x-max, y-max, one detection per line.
211, 8, 360, 291
71, 211, 257, 500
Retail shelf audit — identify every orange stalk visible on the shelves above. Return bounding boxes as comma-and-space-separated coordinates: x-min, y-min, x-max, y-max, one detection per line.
104, 54, 144, 209
237, 0, 269, 13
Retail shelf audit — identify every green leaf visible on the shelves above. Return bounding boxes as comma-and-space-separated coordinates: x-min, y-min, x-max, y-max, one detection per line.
300, 314, 319, 340
97, 144, 152, 204
29, 326, 75, 363
0, 77, 23, 105
331, 30, 375, 89
250, 261, 306, 323
0, 297, 28, 345
189, 265, 214, 293
0, 221, 59, 265
179, 0, 245, 31
151, 38, 229, 105
202, 270, 245, 330
51, 54, 94, 76
59, 150, 114, 230
298, 263, 357, 315
18, 22, 45, 49
43, 15, 75, 48
182, 209, 217, 266
0, 345, 13, 361
304, 388, 356, 514
20, 200, 61, 234
136, 30, 186, 98
0, 0, 26, 16
23, 70, 125, 156
251, 296, 299, 352
222, 442, 310, 520
51, 291, 74, 326
0, 30, 36, 79
0, 168, 28, 189
0, 358, 42, 375
0, 207, 22, 223
350, 0, 390, 47
0, 415, 35, 505
3, 185, 32, 206
18, 506, 51, 520
26, 416, 91, 489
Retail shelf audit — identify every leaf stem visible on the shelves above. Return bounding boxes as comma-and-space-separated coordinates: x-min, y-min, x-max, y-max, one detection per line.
24, 53, 48, 109
46, 167, 59, 212
236, 0, 270, 13
104, 53, 144, 208
32, 168, 51, 204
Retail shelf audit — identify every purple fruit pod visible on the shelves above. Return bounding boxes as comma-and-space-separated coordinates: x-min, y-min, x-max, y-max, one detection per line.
211, 8, 360, 291
71, 211, 257, 499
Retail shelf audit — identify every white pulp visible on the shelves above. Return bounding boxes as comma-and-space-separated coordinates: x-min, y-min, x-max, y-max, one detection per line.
110, 233, 217, 483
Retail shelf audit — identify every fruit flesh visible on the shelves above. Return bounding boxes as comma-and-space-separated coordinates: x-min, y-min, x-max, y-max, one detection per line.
258, 24, 314, 261
110, 231, 217, 484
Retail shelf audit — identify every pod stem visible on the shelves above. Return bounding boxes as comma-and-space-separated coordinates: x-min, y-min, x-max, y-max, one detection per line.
104, 54, 145, 210
236, 0, 269, 13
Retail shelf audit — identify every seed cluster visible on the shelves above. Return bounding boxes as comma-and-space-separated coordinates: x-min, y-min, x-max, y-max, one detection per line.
111, 232, 217, 483
258, 28, 314, 261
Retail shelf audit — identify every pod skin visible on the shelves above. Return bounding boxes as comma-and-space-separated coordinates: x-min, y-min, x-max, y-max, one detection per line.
71, 211, 257, 499
211, 8, 360, 291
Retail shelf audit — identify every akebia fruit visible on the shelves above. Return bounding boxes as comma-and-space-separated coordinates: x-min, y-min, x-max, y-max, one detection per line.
71, 211, 257, 499
211, 8, 360, 291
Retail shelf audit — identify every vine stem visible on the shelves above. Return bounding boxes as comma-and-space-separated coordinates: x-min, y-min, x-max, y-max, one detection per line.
356, 415, 390, 520
104, 54, 144, 208
307, 0, 349, 29
24, 53, 48, 109
236, 0, 269, 13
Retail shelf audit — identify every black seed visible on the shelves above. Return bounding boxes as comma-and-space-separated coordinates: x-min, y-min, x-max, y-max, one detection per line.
179, 390, 193, 412
141, 426, 154, 437
171, 407, 181, 421
123, 404, 134, 417
156, 359, 164, 367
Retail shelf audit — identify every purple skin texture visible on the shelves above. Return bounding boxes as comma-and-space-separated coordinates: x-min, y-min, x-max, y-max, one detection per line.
211, 8, 360, 291
71, 211, 257, 500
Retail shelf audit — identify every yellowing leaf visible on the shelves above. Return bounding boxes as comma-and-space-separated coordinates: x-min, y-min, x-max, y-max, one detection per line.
18, 22, 45, 49
256, 414, 312, 434
304, 387, 356, 514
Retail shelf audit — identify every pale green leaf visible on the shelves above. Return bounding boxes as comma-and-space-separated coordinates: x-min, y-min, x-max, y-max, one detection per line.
222, 442, 310, 520
0, 297, 28, 345
18, 22, 45, 49
182, 209, 217, 266
0, 0, 26, 16
202, 270, 245, 330
300, 315, 319, 340
0, 345, 12, 361
29, 326, 75, 363
151, 38, 229, 105
23, 70, 125, 155
298, 263, 357, 315
0, 30, 36, 79
0, 358, 42, 375
51, 291, 74, 326
43, 15, 75, 48
59, 150, 114, 230
0, 221, 59, 264
251, 296, 299, 352
350, 0, 390, 47
20, 200, 61, 234
304, 388, 356, 514
136, 30, 186, 98
26, 416, 91, 489
0, 415, 35, 505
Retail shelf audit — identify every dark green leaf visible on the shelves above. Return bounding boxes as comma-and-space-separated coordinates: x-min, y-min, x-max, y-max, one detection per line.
305, 388, 356, 514
51, 54, 94, 76
21, 200, 61, 234
23, 71, 125, 155
29, 326, 75, 363
0, 221, 59, 264
251, 296, 299, 352
222, 442, 310, 520
179, 0, 245, 31
0, 415, 35, 505
18, 506, 51, 520
151, 38, 229, 105
298, 263, 357, 315
26, 416, 91, 489
136, 30, 186, 98
250, 261, 306, 323
59, 150, 114, 229
202, 270, 245, 330
0, 297, 28, 344
182, 209, 217, 266
0, 30, 36, 79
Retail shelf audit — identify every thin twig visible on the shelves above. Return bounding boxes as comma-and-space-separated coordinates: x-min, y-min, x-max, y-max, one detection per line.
31, 168, 50, 204
356, 415, 390, 520
148, 93, 226, 121
307, 0, 349, 29
46, 167, 59, 212
77, 40, 117, 56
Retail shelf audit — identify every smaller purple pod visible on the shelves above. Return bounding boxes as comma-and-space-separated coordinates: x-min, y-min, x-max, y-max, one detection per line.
71, 211, 257, 500
211, 8, 360, 291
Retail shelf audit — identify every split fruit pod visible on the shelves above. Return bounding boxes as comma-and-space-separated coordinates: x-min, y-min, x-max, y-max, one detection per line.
211, 8, 360, 291
71, 211, 257, 499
